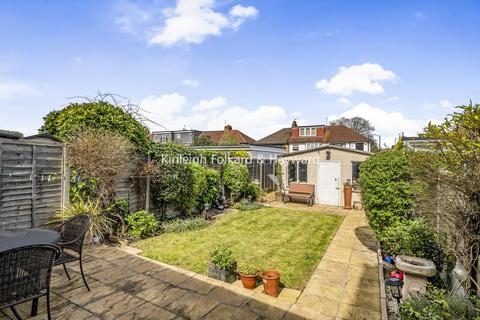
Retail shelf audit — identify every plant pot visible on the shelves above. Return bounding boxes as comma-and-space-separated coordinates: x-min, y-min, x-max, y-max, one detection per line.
274, 191, 284, 202
207, 262, 237, 283
239, 272, 259, 289
262, 269, 281, 297
343, 186, 353, 210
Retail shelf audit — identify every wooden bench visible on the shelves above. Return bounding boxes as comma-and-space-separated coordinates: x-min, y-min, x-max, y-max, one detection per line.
284, 183, 315, 206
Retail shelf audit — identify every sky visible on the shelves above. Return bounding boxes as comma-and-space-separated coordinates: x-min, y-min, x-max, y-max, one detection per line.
1, 0, 479, 146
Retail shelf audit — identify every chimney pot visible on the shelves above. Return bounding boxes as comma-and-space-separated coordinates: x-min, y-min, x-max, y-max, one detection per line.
224, 124, 232, 133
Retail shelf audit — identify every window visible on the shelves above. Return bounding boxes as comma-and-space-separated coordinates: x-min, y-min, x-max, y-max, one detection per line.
292, 144, 299, 151
355, 143, 364, 151
288, 161, 297, 182
299, 127, 317, 137
288, 160, 308, 183
298, 161, 308, 182
352, 162, 362, 189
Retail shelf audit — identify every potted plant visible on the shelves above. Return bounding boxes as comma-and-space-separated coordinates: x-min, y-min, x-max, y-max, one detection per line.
238, 264, 260, 289
261, 269, 281, 297
207, 246, 237, 283
343, 179, 353, 210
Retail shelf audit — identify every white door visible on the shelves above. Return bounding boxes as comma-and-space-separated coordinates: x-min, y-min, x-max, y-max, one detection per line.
317, 162, 341, 206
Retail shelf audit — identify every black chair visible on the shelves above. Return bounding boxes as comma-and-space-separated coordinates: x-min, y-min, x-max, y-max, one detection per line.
0, 245, 60, 320
54, 214, 91, 291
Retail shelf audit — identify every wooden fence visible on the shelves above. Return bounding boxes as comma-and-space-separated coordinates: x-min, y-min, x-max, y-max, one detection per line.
0, 136, 66, 229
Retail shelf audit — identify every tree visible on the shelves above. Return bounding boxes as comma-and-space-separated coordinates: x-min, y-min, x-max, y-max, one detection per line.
40, 101, 151, 153
194, 135, 216, 146
329, 116, 375, 137
422, 102, 480, 284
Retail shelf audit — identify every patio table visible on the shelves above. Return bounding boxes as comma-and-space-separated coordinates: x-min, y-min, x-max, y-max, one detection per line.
0, 228, 60, 252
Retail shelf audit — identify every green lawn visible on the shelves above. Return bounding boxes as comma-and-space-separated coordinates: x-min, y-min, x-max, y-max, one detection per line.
135, 207, 343, 289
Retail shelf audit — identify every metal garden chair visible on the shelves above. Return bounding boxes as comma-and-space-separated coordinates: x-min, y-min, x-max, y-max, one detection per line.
53, 214, 92, 291
0, 244, 60, 320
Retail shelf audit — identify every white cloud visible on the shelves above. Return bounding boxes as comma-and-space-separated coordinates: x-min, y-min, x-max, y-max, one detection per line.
337, 97, 351, 105
139, 93, 188, 128
330, 102, 425, 146
439, 100, 452, 108
384, 96, 399, 102
315, 63, 397, 96
0, 80, 38, 99
148, 0, 258, 46
192, 96, 226, 111
205, 105, 288, 139
182, 79, 200, 88
114, 2, 152, 36
74, 57, 82, 63
229, 4, 258, 29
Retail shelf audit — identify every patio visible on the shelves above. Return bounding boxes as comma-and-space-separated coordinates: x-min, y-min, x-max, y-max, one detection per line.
0, 210, 380, 320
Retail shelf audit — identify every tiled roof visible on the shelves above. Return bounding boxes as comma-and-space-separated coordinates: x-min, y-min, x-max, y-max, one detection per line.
256, 128, 291, 145
257, 125, 369, 145
199, 130, 256, 144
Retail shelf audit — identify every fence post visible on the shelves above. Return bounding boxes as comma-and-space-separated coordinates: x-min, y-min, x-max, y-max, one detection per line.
145, 154, 151, 212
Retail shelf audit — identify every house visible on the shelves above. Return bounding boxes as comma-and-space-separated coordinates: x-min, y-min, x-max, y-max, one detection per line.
279, 145, 372, 207
151, 129, 202, 146
256, 121, 372, 153
198, 125, 256, 145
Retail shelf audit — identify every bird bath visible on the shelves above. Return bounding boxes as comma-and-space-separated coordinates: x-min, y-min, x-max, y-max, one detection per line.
396, 255, 436, 299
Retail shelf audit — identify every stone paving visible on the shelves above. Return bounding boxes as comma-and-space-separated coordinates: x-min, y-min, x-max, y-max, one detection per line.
1, 207, 380, 320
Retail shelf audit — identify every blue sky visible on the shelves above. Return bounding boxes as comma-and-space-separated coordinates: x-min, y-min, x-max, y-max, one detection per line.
1, 0, 479, 145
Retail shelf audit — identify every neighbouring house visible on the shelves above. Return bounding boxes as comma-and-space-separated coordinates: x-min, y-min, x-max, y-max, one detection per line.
151, 129, 202, 146
279, 145, 371, 207
198, 125, 256, 145
256, 120, 372, 153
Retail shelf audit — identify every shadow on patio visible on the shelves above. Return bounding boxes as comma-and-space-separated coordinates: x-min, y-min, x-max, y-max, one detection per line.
0, 245, 309, 320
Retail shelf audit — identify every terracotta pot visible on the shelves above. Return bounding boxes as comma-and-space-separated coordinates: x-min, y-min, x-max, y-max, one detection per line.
262, 269, 281, 297
239, 272, 259, 289
343, 186, 353, 210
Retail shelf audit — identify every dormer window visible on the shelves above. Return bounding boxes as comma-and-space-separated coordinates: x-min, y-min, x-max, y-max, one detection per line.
299, 127, 317, 136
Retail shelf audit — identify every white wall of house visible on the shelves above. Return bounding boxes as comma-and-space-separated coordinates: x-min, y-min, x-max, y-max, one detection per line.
280, 147, 371, 206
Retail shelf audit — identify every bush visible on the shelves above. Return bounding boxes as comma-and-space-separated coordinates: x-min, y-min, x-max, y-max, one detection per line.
209, 246, 237, 270
242, 182, 263, 201
379, 219, 446, 271
203, 168, 220, 206
360, 150, 417, 235
52, 198, 114, 241
234, 199, 263, 211
125, 210, 159, 239
223, 162, 250, 201
106, 198, 130, 235
188, 162, 208, 211
400, 286, 480, 320
41, 101, 151, 153
162, 217, 211, 233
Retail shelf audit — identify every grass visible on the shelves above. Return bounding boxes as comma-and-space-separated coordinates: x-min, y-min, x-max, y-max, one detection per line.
135, 207, 343, 289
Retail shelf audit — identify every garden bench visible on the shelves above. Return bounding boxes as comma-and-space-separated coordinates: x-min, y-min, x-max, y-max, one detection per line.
284, 183, 315, 206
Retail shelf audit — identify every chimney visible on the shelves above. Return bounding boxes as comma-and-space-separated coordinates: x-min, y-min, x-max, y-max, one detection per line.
291, 120, 299, 137
224, 124, 232, 134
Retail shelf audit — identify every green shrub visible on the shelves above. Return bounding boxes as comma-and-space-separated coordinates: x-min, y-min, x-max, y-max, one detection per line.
359, 150, 417, 234
40, 101, 151, 153
380, 219, 446, 271
209, 246, 237, 270
242, 182, 263, 201
203, 168, 220, 206
162, 217, 211, 233
125, 210, 159, 239
188, 162, 208, 211
52, 198, 114, 241
400, 286, 480, 320
223, 162, 250, 201
238, 263, 260, 275
234, 199, 263, 211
